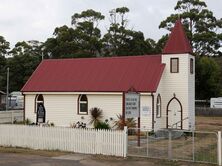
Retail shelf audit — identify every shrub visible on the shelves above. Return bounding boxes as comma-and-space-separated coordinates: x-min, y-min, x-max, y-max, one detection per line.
25, 118, 32, 125
114, 114, 136, 130
89, 107, 103, 128
95, 121, 110, 129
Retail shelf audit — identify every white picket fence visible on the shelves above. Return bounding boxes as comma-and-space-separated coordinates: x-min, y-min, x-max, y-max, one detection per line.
0, 125, 127, 157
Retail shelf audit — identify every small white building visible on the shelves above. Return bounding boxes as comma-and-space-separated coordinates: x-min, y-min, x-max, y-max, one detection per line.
21, 20, 195, 130
9, 91, 24, 109
210, 98, 222, 108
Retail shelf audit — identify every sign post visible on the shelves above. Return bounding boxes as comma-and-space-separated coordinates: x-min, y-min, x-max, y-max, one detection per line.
125, 92, 140, 146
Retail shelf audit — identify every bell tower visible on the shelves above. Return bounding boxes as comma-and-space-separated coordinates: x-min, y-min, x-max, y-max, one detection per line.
161, 20, 195, 130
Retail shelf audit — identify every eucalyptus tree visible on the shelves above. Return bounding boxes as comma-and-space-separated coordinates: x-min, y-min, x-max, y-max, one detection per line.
44, 9, 105, 58
43, 25, 78, 58
0, 36, 10, 57
6, 53, 40, 92
103, 7, 157, 56
159, 0, 222, 56
71, 9, 105, 56
7, 40, 42, 91
0, 36, 9, 91
10, 40, 43, 59
196, 56, 222, 99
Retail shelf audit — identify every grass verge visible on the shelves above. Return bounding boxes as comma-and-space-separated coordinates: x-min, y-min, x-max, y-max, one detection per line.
0, 146, 69, 157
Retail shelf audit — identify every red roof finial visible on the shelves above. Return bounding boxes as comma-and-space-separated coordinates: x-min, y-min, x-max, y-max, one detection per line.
162, 19, 193, 54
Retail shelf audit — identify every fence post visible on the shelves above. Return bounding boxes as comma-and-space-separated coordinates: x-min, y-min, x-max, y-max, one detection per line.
147, 131, 149, 157
11, 111, 13, 124
168, 130, 172, 160
123, 126, 127, 158
218, 131, 222, 166
192, 130, 195, 161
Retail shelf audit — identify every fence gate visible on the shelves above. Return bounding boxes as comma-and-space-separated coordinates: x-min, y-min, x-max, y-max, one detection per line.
127, 128, 220, 165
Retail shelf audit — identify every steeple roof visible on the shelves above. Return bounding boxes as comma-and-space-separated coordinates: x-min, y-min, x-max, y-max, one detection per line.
163, 19, 193, 54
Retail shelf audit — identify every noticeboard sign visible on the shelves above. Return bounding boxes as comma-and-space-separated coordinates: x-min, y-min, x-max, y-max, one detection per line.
141, 106, 151, 117
125, 92, 140, 118
210, 97, 222, 108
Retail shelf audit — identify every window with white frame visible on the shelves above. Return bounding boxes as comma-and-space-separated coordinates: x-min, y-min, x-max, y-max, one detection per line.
156, 94, 161, 118
78, 94, 88, 114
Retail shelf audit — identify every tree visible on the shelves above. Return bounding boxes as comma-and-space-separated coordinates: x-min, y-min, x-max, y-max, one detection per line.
195, 56, 222, 99
102, 7, 157, 56
6, 54, 40, 92
159, 0, 222, 56
0, 55, 6, 91
0, 36, 10, 57
71, 9, 105, 56
0, 36, 9, 91
43, 9, 105, 58
10, 40, 43, 59
7, 40, 42, 92
155, 34, 169, 53
43, 25, 79, 58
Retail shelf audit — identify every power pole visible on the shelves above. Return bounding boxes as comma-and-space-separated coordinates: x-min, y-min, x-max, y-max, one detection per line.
6, 67, 9, 111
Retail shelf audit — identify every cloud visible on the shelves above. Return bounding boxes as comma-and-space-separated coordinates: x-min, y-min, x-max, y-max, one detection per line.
0, 0, 221, 48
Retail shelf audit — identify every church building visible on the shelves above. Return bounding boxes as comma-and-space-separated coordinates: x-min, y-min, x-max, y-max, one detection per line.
21, 20, 195, 130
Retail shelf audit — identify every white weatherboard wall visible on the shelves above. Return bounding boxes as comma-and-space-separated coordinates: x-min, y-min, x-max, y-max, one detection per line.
25, 95, 36, 123
188, 54, 195, 130
140, 94, 153, 130
153, 91, 166, 130
0, 124, 127, 157
25, 93, 122, 127
159, 53, 195, 130
24, 93, 153, 128
87, 94, 122, 126
45, 94, 79, 126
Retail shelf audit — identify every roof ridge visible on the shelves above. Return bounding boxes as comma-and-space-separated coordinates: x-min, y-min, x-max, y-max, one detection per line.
42, 54, 162, 62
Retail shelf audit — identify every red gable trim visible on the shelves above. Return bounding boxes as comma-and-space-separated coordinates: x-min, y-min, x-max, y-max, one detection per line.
21, 55, 165, 93
163, 19, 193, 54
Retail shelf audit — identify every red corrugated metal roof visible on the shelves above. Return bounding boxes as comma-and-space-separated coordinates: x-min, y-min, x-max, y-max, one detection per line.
21, 55, 165, 93
163, 19, 193, 54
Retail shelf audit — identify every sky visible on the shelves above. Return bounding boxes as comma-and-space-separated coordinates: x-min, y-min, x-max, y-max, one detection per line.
0, 0, 221, 48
